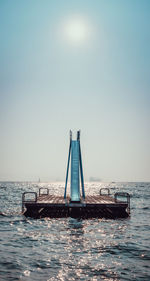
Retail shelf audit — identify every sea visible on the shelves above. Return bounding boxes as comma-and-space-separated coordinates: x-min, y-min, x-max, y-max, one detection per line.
0, 182, 150, 281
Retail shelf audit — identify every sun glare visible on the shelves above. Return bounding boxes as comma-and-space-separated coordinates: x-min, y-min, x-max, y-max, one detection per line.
62, 16, 90, 45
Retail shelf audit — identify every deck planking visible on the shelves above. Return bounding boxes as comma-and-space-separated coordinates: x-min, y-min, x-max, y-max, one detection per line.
36, 194, 117, 205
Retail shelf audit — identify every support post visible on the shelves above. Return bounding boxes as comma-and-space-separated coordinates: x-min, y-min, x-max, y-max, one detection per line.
79, 142, 85, 199
64, 131, 72, 199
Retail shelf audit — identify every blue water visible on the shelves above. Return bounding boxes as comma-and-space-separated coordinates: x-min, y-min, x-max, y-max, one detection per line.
0, 182, 150, 281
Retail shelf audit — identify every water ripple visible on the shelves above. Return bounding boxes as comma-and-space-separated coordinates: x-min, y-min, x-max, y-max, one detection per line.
0, 182, 150, 280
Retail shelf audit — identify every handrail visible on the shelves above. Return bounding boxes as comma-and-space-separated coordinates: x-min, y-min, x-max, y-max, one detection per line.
22, 192, 37, 213
39, 188, 49, 196
100, 188, 110, 196
114, 192, 130, 214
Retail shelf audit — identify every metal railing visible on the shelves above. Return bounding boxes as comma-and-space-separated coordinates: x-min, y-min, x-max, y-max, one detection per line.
22, 192, 37, 213
114, 192, 130, 214
100, 188, 110, 196
39, 187, 49, 196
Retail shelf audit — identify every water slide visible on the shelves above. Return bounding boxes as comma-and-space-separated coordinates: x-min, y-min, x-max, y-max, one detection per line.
70, 140, 80, 202
64, 131, 85, 202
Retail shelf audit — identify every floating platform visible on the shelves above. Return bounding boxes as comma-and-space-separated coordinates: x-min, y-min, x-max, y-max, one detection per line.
22, 131, 130, 219
22, 188, 130, 219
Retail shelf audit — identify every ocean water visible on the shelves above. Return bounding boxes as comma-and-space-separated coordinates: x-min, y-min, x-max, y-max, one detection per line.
0, 182, 150, 281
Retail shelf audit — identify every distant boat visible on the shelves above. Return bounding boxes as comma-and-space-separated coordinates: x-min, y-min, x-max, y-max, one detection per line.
38, 178, 40, 183
89, 177, 101, 182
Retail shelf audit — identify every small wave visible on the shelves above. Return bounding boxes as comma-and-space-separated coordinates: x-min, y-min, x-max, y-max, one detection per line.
142, 206, 150, 210
0, 212, 6, 216
0, 186, 7, 189
0, 211, 23, 217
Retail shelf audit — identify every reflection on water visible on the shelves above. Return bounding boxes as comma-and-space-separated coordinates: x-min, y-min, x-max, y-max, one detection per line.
0, 182, 150, 280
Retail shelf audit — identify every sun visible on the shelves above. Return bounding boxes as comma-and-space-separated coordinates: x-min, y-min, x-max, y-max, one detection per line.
63, 15, 90, 45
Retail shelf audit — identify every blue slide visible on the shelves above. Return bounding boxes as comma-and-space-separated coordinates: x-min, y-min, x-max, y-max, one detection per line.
64, 131, 85, 202
70, 140, 80, 202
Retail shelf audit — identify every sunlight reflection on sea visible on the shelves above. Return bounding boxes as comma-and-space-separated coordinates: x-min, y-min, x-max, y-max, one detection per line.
0, 182, 150, 280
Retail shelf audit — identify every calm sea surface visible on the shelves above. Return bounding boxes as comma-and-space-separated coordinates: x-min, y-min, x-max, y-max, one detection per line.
0, 182, 150, 281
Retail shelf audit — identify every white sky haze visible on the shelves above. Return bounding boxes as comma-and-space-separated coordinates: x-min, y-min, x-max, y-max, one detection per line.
0, 0, 150, 182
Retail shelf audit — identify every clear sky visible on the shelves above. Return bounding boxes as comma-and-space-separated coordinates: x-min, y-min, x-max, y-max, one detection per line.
0, 0, 150, 182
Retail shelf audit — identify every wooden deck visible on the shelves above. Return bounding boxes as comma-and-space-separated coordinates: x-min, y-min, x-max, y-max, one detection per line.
37, 194, 117, 204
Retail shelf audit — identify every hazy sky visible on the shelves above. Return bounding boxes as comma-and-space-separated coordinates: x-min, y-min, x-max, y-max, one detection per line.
0, 0, 150, 182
